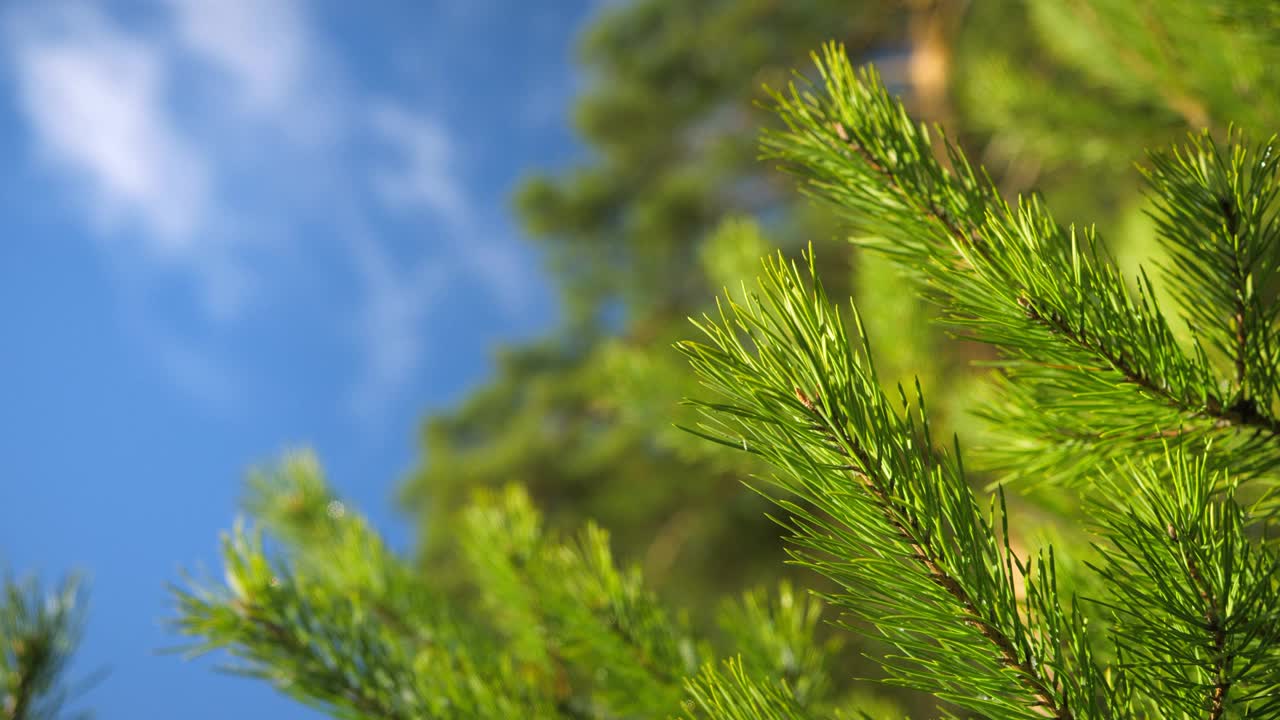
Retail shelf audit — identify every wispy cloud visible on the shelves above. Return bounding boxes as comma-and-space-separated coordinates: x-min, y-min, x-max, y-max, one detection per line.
8, 5, 209, 251
344, 226, 446, 421
3, 2, 262, 325
368, 101, 532, 315
167, 0, 307, 115
368, 103, 470, 230
4, 0, 539, 421
165, 0, 340, 144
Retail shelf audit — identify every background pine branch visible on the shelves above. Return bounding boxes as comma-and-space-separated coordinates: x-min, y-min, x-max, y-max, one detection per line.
1, 576, 86, 720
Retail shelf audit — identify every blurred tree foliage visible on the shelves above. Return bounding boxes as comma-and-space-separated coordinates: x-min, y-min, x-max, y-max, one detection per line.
402, 0, 1280, 619
402, 0, 923, 610
953, 1, 1280, 231
1, 575, 84, 720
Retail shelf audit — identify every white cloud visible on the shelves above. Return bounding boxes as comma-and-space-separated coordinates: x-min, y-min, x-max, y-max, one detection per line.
164, 0, 338, 144
351, 102, 479, 418
345, 228, 446, 420
166, 0, 307, 115
368, 101, 533, 314
5, 2, 257, 321
369, 103, 470, 230
4, 0, 541, 421
5, 0, 335, 322
8, 5, 209, 250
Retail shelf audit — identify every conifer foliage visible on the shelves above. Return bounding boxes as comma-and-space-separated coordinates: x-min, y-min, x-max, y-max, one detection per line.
170, 45, 1280, 717
173, 454, 847, 719
681, 44, 1280, 715
1, 576, 84, 720
762, 46, 1280, 487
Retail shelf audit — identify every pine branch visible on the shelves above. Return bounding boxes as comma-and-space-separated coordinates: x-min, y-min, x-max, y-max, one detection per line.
683, 658, 818, 720
797, 405, 1078, 719
761, 44, 1280, 485
177, 456, 856, 719
174, 460, 553, 720
1089, 451, 1280, 715
1183, 547, 1230, 720
715, 582, 838, 709
832, 434, 1068, 717
680, 252, 1114, 718
242, 452, 447, 653
232, 603, 405, 720
1143, 131, 1280, 419
790, 395, 1070, 715
458, 485, 700, 717
174, 521, 554, 720
1, 577, 84, 720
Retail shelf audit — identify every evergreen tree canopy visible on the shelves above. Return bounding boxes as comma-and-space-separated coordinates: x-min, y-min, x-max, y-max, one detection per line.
516, 0, 902, 317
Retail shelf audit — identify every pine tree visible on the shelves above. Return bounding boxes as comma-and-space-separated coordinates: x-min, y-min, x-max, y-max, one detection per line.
172, 44, 1280, 716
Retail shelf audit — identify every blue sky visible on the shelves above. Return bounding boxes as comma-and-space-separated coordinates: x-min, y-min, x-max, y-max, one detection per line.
0, 1, 600, 717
